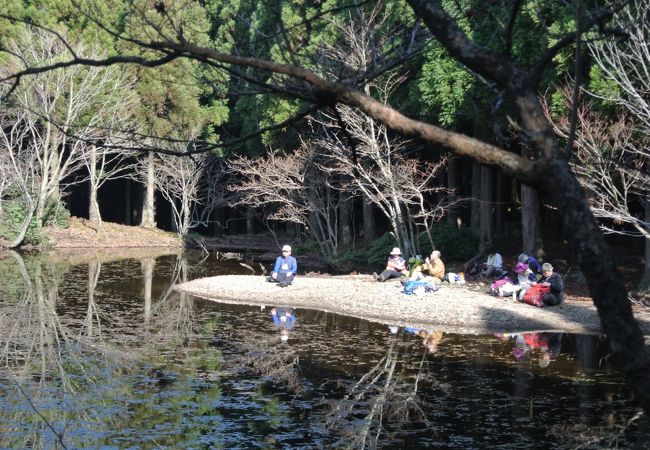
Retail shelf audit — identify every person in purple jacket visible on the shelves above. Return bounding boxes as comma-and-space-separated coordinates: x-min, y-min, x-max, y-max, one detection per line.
268, 244, 297, 287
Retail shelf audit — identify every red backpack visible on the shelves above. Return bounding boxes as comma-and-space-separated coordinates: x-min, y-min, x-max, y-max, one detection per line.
522, 285, 551, 307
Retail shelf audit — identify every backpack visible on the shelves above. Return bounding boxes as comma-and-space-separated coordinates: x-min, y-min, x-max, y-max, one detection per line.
402, 280, 439, 295
490, 277, 513, 295
522, 284, 551, 307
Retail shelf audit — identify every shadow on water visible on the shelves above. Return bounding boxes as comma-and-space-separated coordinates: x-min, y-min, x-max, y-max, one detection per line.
0, 250, 648, 449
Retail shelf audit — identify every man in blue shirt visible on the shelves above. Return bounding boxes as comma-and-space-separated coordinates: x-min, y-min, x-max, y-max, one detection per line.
269, 244, 297, 287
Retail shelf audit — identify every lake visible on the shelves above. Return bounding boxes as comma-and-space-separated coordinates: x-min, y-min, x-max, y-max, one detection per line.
0, 250, 647, 449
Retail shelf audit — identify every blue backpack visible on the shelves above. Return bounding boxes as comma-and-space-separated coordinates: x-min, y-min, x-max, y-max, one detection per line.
402, 280, 439, 295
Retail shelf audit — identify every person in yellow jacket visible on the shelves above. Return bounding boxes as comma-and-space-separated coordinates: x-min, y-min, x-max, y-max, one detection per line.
411, 250, 445, 284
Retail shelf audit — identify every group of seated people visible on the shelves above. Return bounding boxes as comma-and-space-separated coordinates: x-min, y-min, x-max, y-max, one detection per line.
485, 251, 563, 306
373, 247, 446, 284
372, 246, 564, 307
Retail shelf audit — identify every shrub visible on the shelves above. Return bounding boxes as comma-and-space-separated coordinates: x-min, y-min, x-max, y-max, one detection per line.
364, 233, 399, 266
0, 198, 70, 246
417, 223, 478, 262
0, 202, 44, 245
294, 240, 320, 255
42, 198, 70, 229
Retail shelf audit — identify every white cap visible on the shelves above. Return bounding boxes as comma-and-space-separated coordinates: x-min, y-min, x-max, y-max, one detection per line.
390, 247, 401, 255
282, 244, 291, 252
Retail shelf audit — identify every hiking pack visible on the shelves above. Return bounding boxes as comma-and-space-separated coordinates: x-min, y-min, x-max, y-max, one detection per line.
522, 284, 551, 307
402, 280, 439, 295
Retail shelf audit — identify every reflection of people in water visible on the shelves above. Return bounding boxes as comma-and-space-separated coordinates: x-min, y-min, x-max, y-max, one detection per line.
270, 307, 296, 342
496, 332, 563, 367
403, 327, 444, 354
418, 330, 444, 354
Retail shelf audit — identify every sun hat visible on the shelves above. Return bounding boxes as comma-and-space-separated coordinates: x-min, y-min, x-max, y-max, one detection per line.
542, 262, 553, 272
390, 247, 401, 255
281, 244, 291, 252
515, 262, 528, 273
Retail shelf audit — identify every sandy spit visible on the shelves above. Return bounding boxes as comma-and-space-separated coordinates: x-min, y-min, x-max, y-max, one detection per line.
175, 274, 650, 336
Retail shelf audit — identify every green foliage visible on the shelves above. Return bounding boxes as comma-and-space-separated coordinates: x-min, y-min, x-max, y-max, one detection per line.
338, 225, 477, 267
418, 45, 477, 126
364, 233, 400, 266
294, 240, 320, 255
417, 223, 478, 262
0, 202, 44, 245
42, 198, 70, 229
0, 197, 69, 246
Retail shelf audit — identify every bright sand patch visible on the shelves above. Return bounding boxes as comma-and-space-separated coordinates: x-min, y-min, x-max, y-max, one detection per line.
176, 275, 650, 335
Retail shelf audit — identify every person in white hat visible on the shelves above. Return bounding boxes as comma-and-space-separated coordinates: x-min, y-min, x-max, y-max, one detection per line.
268, 244, 297, 287
373, 247, 407, 282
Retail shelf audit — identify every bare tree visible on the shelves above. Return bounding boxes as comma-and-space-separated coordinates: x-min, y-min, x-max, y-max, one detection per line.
586, 0, 650, 289
229, 145, 342, 256
154, 139, 229, 237
315, 1, 430, 245
78, 76, 139, 226
1, 28, 139, 240
548, 98, 649, 240
0, 109, 40, 248
311, 77, 450, 257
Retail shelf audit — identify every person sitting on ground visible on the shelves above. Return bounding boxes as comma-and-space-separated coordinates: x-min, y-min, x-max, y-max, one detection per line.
480, 247, 503, 279
515, 262, 537, 300
374, 247, 408, 282
464, 253, 484, 278
517, 252, 542, 274
411, 250, 445, 284
268, 244, 297, 287
540, 262, 564, 306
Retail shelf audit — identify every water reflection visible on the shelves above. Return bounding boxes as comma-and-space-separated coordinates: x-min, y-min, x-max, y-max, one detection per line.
495, 332, 563, 368
269, 307, 296, 342
0, 250, 647, 449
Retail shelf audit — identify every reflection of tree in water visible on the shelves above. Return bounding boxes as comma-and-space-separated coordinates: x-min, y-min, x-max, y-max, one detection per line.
323, 334, 440, 450
0, 251, 116, 448
0, 252, 227, 448
148, 254, 196, 337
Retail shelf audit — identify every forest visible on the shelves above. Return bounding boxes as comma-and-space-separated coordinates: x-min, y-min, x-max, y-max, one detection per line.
0, 0, 649, 413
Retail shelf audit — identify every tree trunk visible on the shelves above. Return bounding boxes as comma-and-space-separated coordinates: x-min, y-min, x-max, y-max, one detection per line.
140, 153, 156, 228
142, 257, 154, 325
88, 145, 101, 223
362, 193, 376, 242
246, 207, 255, 235
546, 160, 650, 414
181, 195, 190, 236
85, 258, 101, 338
479, 165, 493, 250
494, 171, 504, 238
446, 156, 458, 226
640, 200, 650, 292
124, 179, 132, 225
471, 162, 481, 237
89, 182, 101, 224
521, 184, 543, 258
339, 193, 352, 246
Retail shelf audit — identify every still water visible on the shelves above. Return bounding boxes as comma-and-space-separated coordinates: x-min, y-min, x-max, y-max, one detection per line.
0, 250, 647, 449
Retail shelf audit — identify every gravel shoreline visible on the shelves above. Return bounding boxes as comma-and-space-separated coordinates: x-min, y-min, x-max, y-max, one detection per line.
176, 274, 650, 335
